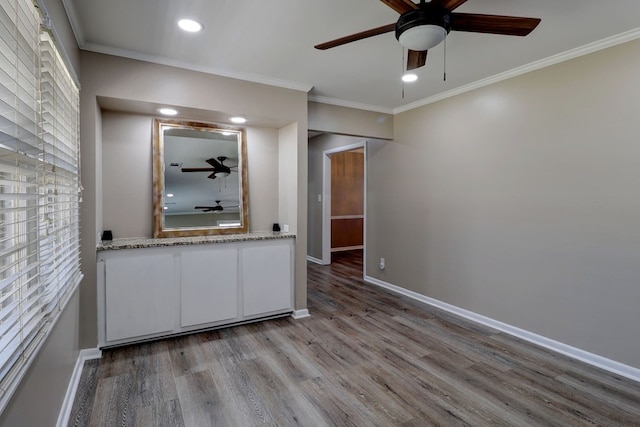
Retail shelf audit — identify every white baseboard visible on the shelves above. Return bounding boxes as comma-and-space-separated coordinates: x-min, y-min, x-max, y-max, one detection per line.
364, 275, 640, 383
306, 255, 323, 265
57, 348, 102, 427
291, 309, 310, 319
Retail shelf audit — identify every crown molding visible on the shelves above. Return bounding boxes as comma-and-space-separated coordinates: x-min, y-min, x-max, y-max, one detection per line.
62, 0, 313, 93
63, 0, 313, 94
81, 42, 314, 93
394, 27, 640, 114
308, 95, 394, 114
60, 0, 85, 49
59, 1, 640, 117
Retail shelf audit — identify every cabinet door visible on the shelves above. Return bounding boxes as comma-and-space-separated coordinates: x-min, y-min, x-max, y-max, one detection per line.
105, 253, 176, 342
242, 243, 292, 317
180, 248, 238, 327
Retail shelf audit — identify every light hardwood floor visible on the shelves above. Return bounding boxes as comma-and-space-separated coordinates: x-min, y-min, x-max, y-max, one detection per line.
69, 250, 640, 426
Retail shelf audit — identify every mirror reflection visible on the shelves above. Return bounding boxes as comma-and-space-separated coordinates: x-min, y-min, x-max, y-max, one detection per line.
153, 119, 249, 237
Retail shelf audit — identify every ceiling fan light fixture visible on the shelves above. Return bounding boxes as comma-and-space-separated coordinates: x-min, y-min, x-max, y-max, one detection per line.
214, 171, 230, 177
219, 222, 241, 228
398, 24, 447, 51
395, 6, 450, 51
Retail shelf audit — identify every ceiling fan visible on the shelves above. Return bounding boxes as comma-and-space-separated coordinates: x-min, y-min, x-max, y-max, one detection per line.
181, 156, 237, 180
315, 0, 541, 71
194, 200, 239, 213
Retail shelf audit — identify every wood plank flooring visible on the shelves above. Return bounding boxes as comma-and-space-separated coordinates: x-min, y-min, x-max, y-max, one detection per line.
69, 250, 640, 426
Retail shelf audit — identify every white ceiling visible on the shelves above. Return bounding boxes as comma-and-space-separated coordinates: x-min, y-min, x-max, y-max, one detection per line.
62, 0, 640, 113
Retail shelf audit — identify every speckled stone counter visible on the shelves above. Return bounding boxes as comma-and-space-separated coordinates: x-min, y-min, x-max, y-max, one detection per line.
96, 231, 295, 251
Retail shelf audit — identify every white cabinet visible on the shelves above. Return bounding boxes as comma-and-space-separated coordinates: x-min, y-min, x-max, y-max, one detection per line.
97, 237, 294, 348
242, 244, 293, 317
180, 247, 238, 327
103, 252, 176, 342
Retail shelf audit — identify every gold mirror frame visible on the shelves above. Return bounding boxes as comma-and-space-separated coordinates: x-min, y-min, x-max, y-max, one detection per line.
153, 118, 249, 237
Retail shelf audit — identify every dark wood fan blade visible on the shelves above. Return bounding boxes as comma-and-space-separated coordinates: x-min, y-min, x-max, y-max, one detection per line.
315, 23, 395, 50
207, 173, 217, 180
429, 0, 469, 11
194, 206, 214, 209
407, 49, 427, 71
380, 0, 418, 14
181, 167, 215, 172
450, 13, 541, 36
206, 157, 223, 168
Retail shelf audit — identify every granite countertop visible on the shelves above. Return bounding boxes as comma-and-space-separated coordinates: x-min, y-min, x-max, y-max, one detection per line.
97, 231, 295, 251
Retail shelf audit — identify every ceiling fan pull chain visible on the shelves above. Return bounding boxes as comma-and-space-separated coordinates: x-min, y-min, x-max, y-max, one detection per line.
443, 35, 447, 82
401, 47, 405, 99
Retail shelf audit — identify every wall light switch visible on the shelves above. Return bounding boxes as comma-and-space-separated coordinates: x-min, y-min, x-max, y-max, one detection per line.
318, 194, 322, 202
283, 224, 290, 232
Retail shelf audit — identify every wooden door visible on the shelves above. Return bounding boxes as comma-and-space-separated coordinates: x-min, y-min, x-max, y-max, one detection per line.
330, 149, 364, 250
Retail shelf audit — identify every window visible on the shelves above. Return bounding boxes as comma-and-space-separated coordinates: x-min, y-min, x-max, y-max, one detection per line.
0, 0, 81, 411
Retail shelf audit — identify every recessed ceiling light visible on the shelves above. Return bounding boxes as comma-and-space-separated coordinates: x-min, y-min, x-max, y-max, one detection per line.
167, 193, 174, 198
157, 108, 178, 116
230, 116, 246, 124
178, 19, 203, 33
402, 73, 418, 83
163, 206, 168, 210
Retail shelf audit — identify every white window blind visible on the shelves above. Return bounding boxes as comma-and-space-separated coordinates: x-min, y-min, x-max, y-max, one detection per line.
0, 0, 81, 411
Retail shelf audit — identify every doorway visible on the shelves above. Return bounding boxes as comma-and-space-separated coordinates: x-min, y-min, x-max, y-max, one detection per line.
322, 141, 366, 269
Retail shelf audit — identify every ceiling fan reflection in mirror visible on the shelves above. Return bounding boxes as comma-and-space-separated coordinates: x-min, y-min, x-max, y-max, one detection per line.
194, 200, 240, 214
181, 156, 238, 180
315, 0, 541, 71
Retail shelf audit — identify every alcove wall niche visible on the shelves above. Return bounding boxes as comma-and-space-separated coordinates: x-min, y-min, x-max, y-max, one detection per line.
100, 106, 282, 238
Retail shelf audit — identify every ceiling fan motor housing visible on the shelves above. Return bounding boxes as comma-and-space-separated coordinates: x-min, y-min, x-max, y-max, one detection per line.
396, 5, 451, 51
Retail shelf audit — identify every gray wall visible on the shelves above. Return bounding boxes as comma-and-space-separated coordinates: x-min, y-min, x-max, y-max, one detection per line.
367, 38, 640, 368
0, 292, 80, 427
309, 102, 393, 139
0, 0, 82, 425
307, 134, 365, 259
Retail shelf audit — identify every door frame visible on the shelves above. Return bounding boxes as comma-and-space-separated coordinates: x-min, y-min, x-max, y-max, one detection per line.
322, 141, 367, 267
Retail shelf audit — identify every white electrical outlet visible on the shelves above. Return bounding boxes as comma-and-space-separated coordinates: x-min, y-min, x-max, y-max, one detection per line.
318, 194, 322, 202
379, 258, 385, 270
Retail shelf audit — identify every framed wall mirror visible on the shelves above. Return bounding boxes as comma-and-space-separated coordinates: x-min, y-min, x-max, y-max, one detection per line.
153, 118, 249, 237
